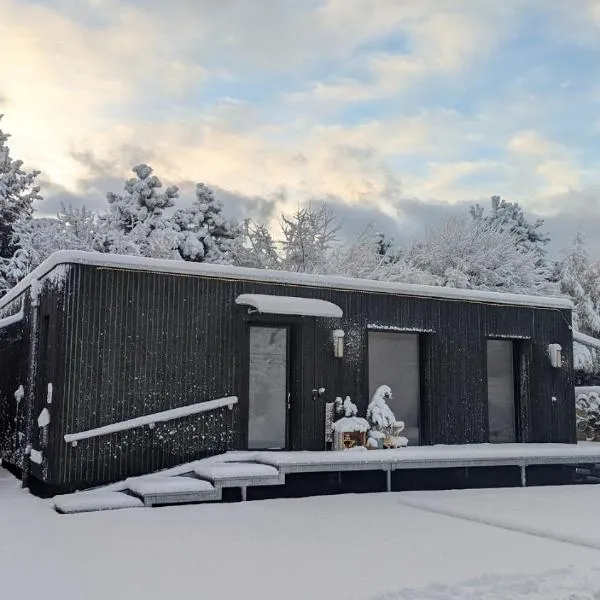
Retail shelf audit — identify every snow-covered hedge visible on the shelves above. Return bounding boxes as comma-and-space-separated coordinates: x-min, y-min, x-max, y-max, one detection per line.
575, 387, 600, 441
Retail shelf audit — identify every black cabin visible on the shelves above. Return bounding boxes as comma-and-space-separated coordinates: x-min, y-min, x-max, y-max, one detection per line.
0, 251, 575, 494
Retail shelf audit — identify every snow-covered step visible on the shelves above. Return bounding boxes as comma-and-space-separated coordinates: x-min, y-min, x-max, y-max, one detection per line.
193, 462, 283, 486
54, 491, 144, 514
126, 475, 220, 507
192, 462, 284, 501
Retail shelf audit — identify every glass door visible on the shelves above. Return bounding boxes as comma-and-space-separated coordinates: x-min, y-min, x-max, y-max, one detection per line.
248, 326, 288, 449
487, 339, 517, 443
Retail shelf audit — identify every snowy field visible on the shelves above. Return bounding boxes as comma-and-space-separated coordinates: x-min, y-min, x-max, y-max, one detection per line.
2, 469, 600, 600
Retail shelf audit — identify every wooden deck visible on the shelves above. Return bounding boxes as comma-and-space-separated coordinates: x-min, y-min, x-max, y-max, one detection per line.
248, 443, 600, 489
54, 443, 600, 513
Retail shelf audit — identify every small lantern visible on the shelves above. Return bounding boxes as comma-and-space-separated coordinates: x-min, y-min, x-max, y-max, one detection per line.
548, 343, 562, 368
332, 329, 345, 358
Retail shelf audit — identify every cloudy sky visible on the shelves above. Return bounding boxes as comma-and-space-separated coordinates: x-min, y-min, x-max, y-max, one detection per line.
2, 0, 600, 255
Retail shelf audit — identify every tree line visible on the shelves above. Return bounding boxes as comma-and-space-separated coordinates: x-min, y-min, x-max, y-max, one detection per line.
1, 115, 599, 370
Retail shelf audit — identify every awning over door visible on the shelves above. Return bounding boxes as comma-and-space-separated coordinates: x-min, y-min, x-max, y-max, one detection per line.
235, 294, 343, 318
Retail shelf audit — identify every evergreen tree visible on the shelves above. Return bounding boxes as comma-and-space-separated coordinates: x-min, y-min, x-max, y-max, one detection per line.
0, 115, 42, 260
172, 183, 238, 264
94, 164, 179, 258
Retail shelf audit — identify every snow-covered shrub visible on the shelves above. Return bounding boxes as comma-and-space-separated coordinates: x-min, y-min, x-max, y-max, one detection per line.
332, 396, 369, 432
367, 386, 408, 448
576, 390, 600, 441
574, 342, 598, 374
332, 396, 369, 450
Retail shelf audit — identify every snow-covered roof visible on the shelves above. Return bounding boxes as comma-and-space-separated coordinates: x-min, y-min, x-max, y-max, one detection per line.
236, 294, 343, 318
0, 250, 573, 311
573, 331, 600, 350
0, 304, 24, 328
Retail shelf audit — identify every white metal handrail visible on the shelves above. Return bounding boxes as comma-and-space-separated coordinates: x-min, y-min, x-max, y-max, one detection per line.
64, 396, 238, 444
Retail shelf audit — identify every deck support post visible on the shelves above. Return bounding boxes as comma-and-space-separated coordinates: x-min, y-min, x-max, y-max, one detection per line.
520, 464, 527, 487
241, 486, 247, 502
386, 469, 392, 492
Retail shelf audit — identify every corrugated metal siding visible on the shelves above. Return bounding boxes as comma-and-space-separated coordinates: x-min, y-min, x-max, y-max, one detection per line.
30, 262, 575, 490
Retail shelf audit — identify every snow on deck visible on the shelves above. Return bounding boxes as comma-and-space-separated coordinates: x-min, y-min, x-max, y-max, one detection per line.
126, 475, 215, 496
193, 462, 280, 481
252, 443, 600, 470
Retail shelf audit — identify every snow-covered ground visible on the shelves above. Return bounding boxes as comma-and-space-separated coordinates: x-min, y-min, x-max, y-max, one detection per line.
2, 468, 600, 600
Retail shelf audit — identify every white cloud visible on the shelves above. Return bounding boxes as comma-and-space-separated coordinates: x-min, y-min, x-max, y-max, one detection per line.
508, 131, 559, 157
0, 0, 209, 187
287, 2, 518, 109
2, 0, 600, 258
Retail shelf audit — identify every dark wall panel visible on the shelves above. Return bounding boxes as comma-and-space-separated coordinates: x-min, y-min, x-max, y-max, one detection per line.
25, 262, 575, 490
0, 294, 29, 471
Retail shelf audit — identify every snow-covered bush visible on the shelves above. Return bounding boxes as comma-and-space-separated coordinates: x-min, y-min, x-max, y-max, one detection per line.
332, 396, 369, 435
576, 390, 600, 441
367, 386, 408, 448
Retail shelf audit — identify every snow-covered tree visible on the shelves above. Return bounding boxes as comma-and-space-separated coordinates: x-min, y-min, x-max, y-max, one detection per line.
323, 225, 434, 284
59, 203, 97, 250
0, 217, 92, 291
0, 115, 42, 260
94, 164, 179, 258
279, 203, 339, 272
325, 226, 393, 280
555, 233, 600, 335
407, 214, 554, 294
172, 183, 239, 264
234, 219, 280, 269
470, 196, 551, 264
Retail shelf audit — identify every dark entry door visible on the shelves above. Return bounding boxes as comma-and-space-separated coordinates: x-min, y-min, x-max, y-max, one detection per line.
487, 339, 517, 443
248, 326, 288, 449
368, 332, 421, 446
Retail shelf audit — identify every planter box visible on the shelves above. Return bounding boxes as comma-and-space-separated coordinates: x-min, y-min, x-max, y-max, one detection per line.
334, 431, 366, 450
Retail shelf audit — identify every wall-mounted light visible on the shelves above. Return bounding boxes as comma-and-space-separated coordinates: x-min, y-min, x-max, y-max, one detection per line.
333, 329, 345, 358
548, 343, 562, 368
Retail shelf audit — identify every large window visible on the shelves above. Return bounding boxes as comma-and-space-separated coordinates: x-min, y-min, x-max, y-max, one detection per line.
368, 332, 421, 446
